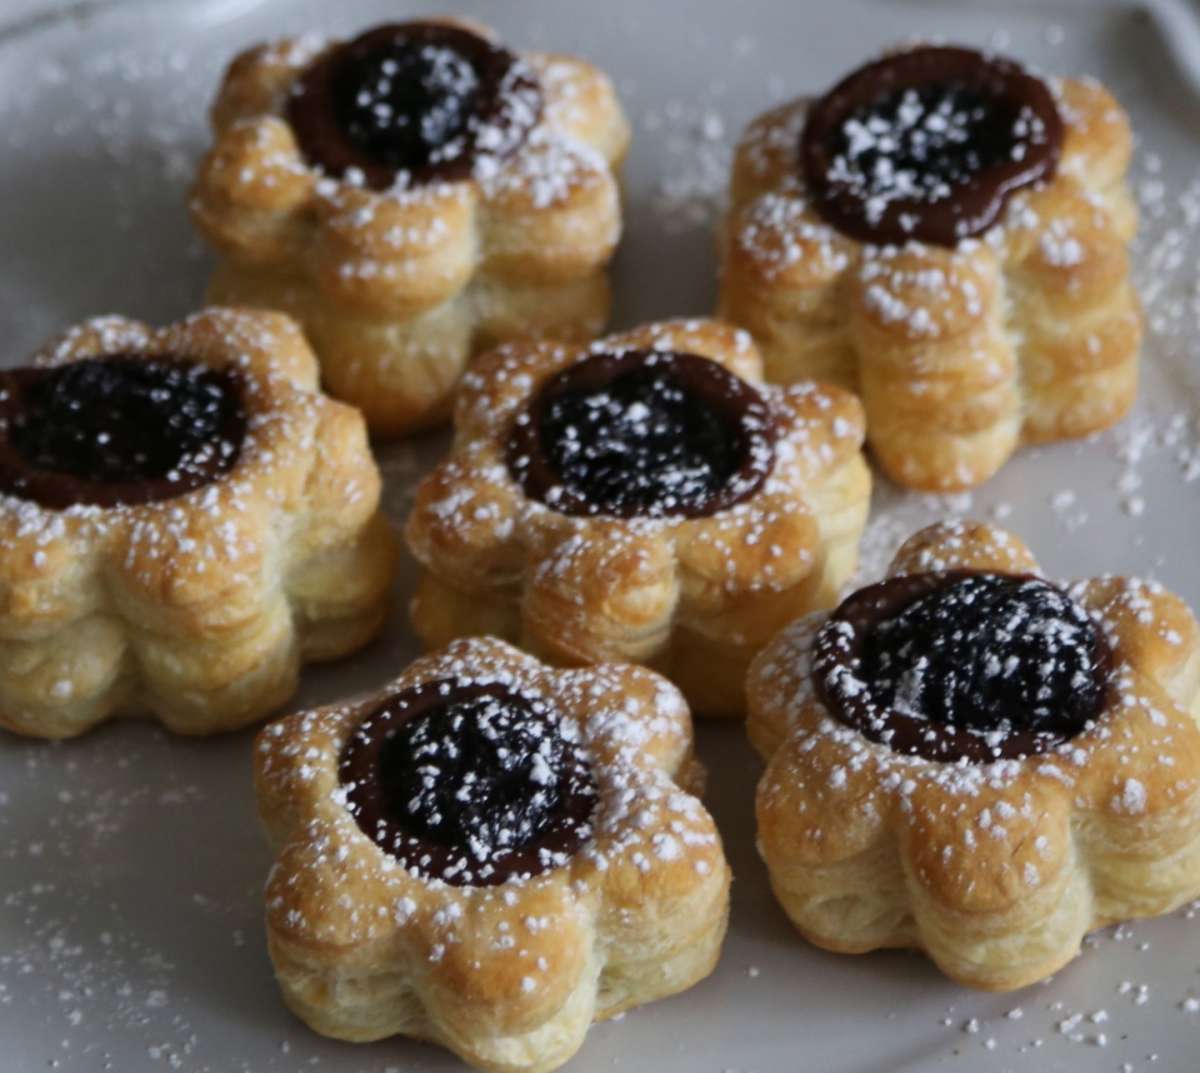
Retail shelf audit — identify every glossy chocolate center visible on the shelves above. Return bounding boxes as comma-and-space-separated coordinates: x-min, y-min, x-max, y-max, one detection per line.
288, 21, 542, 189
801, 46, 1062, 246
0, 355, 245, 509
340, 680, 596, 886
508, 349, 777, 519
813, 571, 1108, 762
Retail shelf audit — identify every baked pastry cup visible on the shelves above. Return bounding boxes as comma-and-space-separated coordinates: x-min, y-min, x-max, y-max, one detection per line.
719, 44, 1141, 491
0, 308, 395, 739
191, 17, 629, 438
255, 635, 729, 1073
404, 317, 871, 718
748, 520, 1200, 991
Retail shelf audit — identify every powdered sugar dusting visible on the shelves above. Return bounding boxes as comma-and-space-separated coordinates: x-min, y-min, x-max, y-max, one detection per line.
3, 4, 1200, 1069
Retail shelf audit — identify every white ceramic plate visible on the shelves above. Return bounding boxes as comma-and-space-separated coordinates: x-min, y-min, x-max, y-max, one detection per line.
3, 0, 1200, 1070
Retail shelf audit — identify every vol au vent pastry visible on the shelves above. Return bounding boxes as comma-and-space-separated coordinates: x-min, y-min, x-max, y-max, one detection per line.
748, 521, 1200, 990
191, 17, 629, 437
719, 45, 1141, 491
255, 635, 729, 1073
404, 318, 871, 718
0, 308, 395, 739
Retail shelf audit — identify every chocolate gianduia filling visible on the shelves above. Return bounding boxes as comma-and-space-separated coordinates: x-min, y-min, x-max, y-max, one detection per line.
287, 21, 542, 189
0, 355, 246, 510
813, 571, 1110, 762
508, 349, 777, 519
340, 679, 597, 886
800, 46, 1063, 247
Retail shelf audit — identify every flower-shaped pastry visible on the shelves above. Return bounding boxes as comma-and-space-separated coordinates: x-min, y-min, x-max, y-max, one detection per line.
191, 17, 629, 437
255, 636, 729, 1073
719, 45, 1141, 490
748, 521, 1200, 990
404, 317, 871, 718
0, 308, 395, 739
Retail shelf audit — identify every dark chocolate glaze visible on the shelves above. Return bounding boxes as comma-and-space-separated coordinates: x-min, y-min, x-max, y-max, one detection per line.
340, 679, 596, 886
287, 21, 542, 190
508, 349, 777, 519
0, 355, 245, 510
800, 46, 1063, 247
812, 570, 1109, 763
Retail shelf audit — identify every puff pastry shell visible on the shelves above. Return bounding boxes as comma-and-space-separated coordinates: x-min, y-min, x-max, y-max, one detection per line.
191, 18, 629, 437
255, 635, 729, 1073
719, 65, 1141, 491
0, 308, 395, 739
748, 521, 1200, 990
404, 318, 871, 718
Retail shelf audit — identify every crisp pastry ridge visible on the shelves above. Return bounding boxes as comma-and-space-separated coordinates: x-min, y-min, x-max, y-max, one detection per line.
255, 635, 729, 1073
403, 317, 872, 718
190, 17, 630, 438
747, 520, 1200, 991
719, 48, 1142, 491
0, 307, 396, 739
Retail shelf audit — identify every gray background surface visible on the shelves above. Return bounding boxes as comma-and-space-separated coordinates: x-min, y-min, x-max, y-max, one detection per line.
2, 0, 1200, 1070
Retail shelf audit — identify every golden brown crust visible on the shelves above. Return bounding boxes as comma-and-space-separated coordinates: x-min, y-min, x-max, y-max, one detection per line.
747, 521, 1200, 990
0, 308, 396, 739
404, 318, 871, 718
190, 22, 630, 439
719, 73, 1141, 491
255, 636, 729, 1073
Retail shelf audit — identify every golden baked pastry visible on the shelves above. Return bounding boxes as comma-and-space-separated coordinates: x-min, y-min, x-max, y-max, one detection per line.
404, 317, 871, 718
719, 45, 1141, 491
255, 635, 729, 1073
191, 17, 629, 438
0, 308, 395, 739
748, 520, 1200, 991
